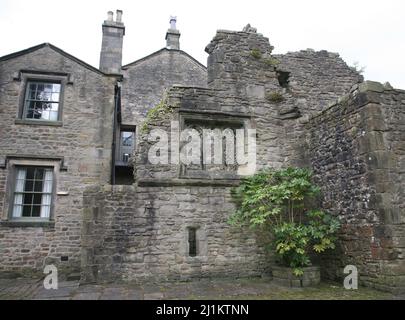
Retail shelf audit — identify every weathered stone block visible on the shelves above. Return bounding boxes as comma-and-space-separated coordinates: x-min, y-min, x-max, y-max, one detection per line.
271, 266, 320, 287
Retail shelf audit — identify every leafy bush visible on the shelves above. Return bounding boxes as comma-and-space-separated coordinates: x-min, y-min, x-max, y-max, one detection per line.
229, 167, 340, 276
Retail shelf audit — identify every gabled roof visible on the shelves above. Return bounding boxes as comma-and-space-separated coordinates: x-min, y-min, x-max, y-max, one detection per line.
122, 47, 206, 71
0, 43, 106, 76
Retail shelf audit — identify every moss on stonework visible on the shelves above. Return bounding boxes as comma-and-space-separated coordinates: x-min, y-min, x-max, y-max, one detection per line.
266, 91, 284, 103
263, 57, 280, 66
250, 48, 262, 59
141, 97, 173, 134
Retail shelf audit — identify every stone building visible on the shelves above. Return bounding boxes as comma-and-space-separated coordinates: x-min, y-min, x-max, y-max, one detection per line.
0, 10, 404, 292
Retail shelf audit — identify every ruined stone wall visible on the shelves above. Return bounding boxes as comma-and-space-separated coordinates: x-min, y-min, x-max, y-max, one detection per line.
307, 81, 405, 293
0, 45, 115, 276
81, 29, 287, 283
89, 28, 377, 284
275, 50, 363, 167
81, 184, 270, 283
120, 49, 207, 127
276, 50, 363, 115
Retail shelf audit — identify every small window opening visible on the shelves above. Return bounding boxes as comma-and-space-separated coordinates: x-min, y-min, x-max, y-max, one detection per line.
114, 126, 135, 185
277, 71, 290, 88
120, 131, 135, 164
188, 227, 197, 257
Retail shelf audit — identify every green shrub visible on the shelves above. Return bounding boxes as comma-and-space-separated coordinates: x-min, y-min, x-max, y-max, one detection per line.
229, 167, 340, 276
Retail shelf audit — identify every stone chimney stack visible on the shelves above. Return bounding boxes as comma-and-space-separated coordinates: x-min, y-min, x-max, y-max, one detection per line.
165, 16, 180, 50
99, 10, 125, 74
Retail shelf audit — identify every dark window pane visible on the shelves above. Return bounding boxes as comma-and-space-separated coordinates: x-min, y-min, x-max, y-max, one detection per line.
24, 180, 34, 192
29, 90, 36, 99
34, 168, 44, 180
31, 206, 41, 217
34, 181, 43, 192
26, 167, 35, 180
33, 193, 42, 205
188, 228, 197, 257
22, 205, 31, 217
23, 193, 33, 205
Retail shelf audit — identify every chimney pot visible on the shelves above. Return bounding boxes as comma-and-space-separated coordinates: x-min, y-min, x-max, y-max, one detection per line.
116, 10, 123, 23
107, 11, 113, 22
169, 16, 177, 30
166, 16, 180, 50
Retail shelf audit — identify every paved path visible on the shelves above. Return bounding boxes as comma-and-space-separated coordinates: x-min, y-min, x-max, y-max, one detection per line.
0, 277, 401, 300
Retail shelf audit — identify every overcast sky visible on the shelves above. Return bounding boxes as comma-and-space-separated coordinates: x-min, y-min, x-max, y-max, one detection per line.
1, 0, 404, 89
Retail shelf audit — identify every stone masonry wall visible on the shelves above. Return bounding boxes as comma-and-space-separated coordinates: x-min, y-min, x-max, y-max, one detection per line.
0, 45, 115, 277
275, 50, 363, 167
82, 29, 287, 283
81, 185, 270, 283
307, 81, 405, 293
81, 27, 386, 285
120, 49, 207, 127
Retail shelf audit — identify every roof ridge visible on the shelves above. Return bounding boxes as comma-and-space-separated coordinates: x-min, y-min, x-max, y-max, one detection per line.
0, 43, 108, 76
122, 47, 206, 71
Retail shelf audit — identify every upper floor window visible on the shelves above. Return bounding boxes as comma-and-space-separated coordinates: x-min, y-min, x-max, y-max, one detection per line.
116, 128, 135, 166
120, 131, 134, 163
23, 81, 61, 121
11, 166, 53, 219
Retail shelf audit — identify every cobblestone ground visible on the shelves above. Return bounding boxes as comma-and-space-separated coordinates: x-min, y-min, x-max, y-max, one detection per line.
0, 278, 402, 300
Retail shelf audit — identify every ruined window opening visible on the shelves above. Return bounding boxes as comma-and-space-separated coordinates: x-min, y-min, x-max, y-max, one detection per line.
188, 227, 197, 257
277, 71, 290, 88
180, 116, 245, 179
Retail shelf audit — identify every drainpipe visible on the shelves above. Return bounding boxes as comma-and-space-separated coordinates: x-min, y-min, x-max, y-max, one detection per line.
111, 82, 121, 185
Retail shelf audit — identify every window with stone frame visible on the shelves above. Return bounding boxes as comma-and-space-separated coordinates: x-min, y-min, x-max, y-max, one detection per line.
188, 227, 198, 257
22, 81, 61, 121
179, 114, 249, 179
11, 166, 54, 219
